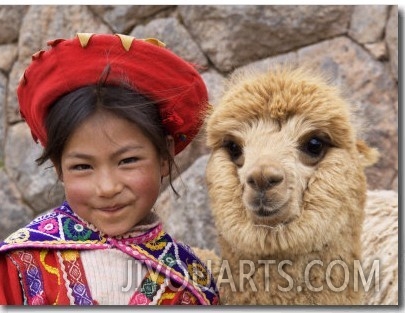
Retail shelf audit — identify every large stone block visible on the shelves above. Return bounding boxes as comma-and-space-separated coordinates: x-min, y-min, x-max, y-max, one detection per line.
385, 6, 398, 81
5, 122, 64, 214
0, 169, 34, 241
0, 6, 28, 44
179, 5, 352, 72
131, 17, 208, 68
91, 5, 173, 33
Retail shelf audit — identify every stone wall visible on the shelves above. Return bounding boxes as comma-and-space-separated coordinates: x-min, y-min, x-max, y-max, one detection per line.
0, 5, 398, 241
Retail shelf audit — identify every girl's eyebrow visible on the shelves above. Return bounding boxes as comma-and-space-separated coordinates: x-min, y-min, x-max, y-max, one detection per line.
65, 152, 93, 160
111, 145, 144, 159
65, 145, 144, 160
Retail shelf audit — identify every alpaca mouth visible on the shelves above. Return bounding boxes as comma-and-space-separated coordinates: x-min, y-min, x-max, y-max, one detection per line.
249, 206, 288, 228
250, 206, 296, 228
247, 194, 286, 216
250, 201, 300, 227
255, 207, 280, 217
244, 190, 292, 224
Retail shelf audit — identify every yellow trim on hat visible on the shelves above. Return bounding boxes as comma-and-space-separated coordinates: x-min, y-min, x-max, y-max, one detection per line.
115, 34, 135, 51
77, 33, 94, 48
143, 38, 166, 47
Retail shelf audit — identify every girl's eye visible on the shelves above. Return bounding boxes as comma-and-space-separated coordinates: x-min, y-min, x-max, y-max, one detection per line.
119, 157, 139, 165
72, 164, 91, 171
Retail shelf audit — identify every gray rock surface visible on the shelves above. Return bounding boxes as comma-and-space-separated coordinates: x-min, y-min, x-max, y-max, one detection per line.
179, 5, 352, 72
349, 5, 389, 44
385, 6, 398, 81
130, 17, 208, 67
0, 169, 34, 240
0, 73, 6, 162
5, 123, 64, 214
0, 6, 28, 44
0, 44, 17, 73
90, 5, 173, 33
156, 155, 219, 253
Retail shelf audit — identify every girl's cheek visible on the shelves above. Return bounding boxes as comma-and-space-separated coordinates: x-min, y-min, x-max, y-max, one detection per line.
64, 180, 92, 202
130, 173, 161, 191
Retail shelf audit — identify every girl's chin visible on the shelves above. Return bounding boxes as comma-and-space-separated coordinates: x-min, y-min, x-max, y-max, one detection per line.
93, 222, 135, 237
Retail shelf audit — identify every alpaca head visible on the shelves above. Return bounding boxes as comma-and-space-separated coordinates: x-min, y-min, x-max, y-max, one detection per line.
206, 66, 379, 256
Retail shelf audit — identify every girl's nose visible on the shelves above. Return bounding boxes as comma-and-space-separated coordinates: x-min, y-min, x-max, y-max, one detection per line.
95, 171, 123, 198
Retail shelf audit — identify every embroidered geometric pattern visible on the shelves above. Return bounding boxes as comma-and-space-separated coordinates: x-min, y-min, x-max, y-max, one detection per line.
39, 250, 61, 304
60, 252, 93, 305
8, 250, 47, 305
0, 202, 220, 305
1, 203, 105, 251
130, 271, 200, 305
134, 235, 218, 304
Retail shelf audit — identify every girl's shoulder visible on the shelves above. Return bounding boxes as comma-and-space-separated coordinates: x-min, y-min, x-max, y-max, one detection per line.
0, 202, 104, 253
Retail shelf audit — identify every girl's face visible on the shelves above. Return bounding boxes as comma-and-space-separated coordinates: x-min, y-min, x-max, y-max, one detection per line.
60, 111, 171, 236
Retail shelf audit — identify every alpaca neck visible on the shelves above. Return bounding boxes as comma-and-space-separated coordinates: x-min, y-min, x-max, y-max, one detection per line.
217, 233, 363, 305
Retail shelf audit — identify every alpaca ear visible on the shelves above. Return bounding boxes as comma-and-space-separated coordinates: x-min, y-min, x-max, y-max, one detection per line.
356, 140, 380, 167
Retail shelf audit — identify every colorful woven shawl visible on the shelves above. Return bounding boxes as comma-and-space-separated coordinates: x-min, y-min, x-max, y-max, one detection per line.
0, 202, 218, 305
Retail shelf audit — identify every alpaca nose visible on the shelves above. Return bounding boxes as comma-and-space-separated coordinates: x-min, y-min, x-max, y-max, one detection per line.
247, 164, 284, 191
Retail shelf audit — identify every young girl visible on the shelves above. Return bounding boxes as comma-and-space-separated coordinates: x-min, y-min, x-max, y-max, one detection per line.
0, 33, 219, 305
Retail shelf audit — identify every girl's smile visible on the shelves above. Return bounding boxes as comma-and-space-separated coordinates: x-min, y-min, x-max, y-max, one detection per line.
60, 110, 170, 237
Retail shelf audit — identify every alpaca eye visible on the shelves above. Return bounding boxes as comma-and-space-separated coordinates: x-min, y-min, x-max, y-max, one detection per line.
299, 134, 331, 166
223, 140, 243, 162
304, 137, 325, 157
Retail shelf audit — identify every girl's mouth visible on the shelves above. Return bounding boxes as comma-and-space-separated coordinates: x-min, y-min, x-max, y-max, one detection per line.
98, 205, 125, 213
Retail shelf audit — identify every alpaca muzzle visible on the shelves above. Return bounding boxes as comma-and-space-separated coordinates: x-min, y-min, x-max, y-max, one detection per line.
246, 166, 284, 191
243, 162, 294, 225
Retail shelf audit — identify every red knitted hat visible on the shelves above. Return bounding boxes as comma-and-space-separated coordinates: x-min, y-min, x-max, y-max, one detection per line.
17, 33, 209, 155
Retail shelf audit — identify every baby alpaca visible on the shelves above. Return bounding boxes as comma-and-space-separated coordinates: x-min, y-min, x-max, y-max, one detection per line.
205, 66, 378, 305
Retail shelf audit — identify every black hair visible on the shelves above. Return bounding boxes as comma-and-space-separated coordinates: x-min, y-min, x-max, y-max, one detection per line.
36, 69, 179, 195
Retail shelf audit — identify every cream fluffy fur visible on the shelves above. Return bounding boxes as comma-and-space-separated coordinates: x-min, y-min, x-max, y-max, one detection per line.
361, 190, 398, 305
203, 65, 379, 305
